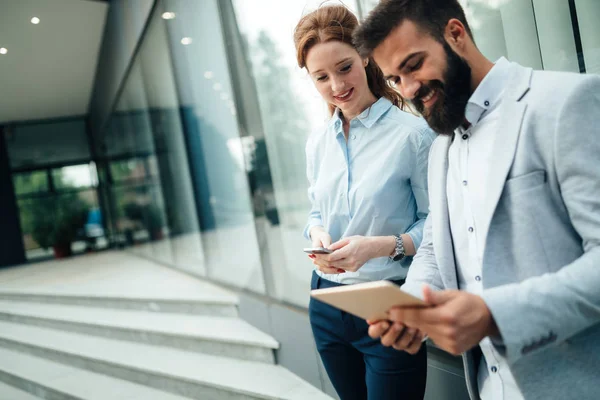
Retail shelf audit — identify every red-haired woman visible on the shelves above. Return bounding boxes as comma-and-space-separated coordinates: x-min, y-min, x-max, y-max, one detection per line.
294, 5, 434, 400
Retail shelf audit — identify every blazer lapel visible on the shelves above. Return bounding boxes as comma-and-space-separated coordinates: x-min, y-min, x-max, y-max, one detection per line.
429, 136, 459, 290
480, 65, 533, 243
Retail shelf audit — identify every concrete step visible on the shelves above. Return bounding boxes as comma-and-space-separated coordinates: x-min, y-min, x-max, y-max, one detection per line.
0, 301, 277, 363
0, 321, 332, 400
0, 379, 41, 400
0, 347, 195, 400
0, 291, 238, 317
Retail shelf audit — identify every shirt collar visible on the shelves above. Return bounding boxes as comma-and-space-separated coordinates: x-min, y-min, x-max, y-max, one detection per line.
464, 57, 512, 126
328, 97, 393, 131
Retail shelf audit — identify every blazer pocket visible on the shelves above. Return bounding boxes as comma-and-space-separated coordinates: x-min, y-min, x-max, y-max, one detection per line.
503, 170, 546, 196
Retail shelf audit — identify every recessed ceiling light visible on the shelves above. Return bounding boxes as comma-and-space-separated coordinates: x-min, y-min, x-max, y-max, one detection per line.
31, 17, 40, 24
181, 37, 192, 45
204, 71, 213, 79
162, 12, 176, 20
0, 48, 7, 55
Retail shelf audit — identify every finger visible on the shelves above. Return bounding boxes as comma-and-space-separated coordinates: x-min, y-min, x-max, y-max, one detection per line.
422, 286, 458, 306
321, 236, 332, 248
367, 321, 390, 339
313, 258, 341, 270
381, 322, 405, 347
392, 327, 418, 351
328, 238, 350, 251
403, 332, 425, 355
316, 257, 345, 269
317, 265, 344, 274
389, 306, 442, 329
327, 249, 348, 262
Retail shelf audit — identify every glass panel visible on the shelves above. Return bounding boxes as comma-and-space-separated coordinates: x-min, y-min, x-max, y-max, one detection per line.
12, 171, 48, 196
52, 163, 96, 190
530, 0, 580, 72
362, 0, 592, 73
109, 158, 155, 185
17, 189, 103, 262
7, 119, 90, 169
574, 0, 600, 74
99, 3, 206, 275
231, 0, 359, 306
163, 0, 268, 293
105, 59, 174, 264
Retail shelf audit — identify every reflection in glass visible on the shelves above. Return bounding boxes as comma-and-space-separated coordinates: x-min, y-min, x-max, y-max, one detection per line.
12, 171, 48, 196
17, 189, 102, 261
574, 0, 600, 74
163, 0, 267, 293
52, 163, 97, 190
97, 2, 206, 276
231, 0, 359, 306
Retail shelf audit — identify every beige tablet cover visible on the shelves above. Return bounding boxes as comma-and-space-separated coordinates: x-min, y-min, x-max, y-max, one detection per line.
310, 280, 427, 321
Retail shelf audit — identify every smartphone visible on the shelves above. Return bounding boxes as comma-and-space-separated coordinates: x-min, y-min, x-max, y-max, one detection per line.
303, 247, 333, 255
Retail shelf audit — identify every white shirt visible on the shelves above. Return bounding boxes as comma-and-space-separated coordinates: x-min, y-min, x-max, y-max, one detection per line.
446, 58, 524, 400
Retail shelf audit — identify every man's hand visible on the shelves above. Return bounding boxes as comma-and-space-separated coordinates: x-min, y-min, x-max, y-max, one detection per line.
367, 320, 425, 354
389, 286, 499, 355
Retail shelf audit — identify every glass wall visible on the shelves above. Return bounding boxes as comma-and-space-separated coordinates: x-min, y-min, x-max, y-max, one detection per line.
161, 0, 267, 294
359, 0, 600, 73
98, 0, 598, 309
6, 117, 106, 262
229, 0, 359, 305
13, 162, 104, 261
96, 4, 205, 276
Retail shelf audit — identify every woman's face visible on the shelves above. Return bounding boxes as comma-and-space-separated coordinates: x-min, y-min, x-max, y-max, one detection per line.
305, 41, 372, 118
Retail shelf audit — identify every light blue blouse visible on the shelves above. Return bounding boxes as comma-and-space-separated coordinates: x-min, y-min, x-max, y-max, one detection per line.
304, 97, 435, 283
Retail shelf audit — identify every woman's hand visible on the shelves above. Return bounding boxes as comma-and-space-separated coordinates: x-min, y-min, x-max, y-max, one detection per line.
323, 236, 378, 272
309, 226, 332, 248
308, 227, 344, 274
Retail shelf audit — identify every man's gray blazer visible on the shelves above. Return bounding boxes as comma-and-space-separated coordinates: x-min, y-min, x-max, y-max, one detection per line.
401, 62, 600, 400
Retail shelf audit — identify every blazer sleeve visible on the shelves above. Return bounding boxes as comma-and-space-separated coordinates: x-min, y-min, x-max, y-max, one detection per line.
401, 137, 445, 298
401, 214, 445, 298
404, 127, 436, 250
481, 75, 600, 364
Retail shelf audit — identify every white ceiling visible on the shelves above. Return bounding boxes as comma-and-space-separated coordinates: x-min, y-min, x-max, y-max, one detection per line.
0, 0, 108, 124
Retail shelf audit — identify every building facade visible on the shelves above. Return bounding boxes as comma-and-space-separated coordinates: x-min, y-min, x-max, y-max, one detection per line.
1, 1, 598, 398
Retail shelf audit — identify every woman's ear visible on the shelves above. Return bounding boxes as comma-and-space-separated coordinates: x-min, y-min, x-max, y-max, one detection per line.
363, 58, 369, 68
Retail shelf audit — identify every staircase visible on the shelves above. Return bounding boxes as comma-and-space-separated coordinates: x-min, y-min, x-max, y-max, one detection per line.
0, 251, 332, 400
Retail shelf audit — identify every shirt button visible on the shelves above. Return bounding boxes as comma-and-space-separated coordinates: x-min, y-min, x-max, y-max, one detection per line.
484, 100, 490, 107
462, 134, 469, 140
351, 135, 357, 140
475, 275, 481, 282
462, 180, 468, 186
491, 366, 498, 373
468, 227, 474, 233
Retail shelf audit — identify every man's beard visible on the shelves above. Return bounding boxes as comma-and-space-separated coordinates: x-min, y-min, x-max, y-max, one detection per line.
411, 42, 472, 135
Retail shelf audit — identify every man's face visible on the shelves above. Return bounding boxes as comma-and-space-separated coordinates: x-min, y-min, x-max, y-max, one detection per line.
372, 20, 472, 134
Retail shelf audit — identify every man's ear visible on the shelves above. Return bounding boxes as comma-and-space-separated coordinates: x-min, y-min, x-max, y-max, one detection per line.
444, 18, 468, 54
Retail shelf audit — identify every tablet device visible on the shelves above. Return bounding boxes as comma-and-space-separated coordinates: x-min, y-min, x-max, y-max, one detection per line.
310, 280, 427, 321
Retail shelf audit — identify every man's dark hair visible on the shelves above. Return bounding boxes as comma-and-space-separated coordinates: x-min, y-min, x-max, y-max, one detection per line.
353, 0, 473, 57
